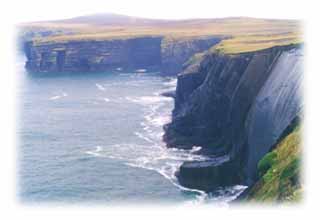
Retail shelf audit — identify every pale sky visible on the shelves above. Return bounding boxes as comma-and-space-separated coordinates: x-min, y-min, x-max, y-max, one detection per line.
8, 0, 306, 23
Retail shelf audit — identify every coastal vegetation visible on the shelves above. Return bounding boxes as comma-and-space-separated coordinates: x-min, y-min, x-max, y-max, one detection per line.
212, 32, 301, 54
246, 124, 302, 202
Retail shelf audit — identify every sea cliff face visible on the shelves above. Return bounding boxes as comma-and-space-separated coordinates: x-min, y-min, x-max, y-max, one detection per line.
164, 44, 303, 190
24, 36, 221, 75
161, 37, 221, 75
24, 37, 163, 73
242, 48, 303, 184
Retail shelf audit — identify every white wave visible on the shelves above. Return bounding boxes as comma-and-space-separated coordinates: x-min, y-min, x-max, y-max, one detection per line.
125, 160, 207, 199
95, 83, 106, 91
134, 132, 154, 143
49, 92, 68, 100
163, 78, 177, 87
207, 185, 247, 205
153, 89, 175, 97
84, 142, 209, 198
85, 146, 103, 157
103, 98, 110, 102
126, 96, 171, 105
190, 146, 202, 153
49, 96, 61, 100
144, 114, 171, 127
135, 69, 147, 73
83, 142, 243, 204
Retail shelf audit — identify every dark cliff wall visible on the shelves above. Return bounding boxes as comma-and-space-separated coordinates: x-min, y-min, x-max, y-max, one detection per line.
242, 48, 303, 183
164, 44, 303, 186
24, 36, 221, 74
161, 37, 221, 75
25, 37, 163, 73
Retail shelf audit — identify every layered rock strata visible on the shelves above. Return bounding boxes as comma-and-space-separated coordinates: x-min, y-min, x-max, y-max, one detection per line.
24, 36, 221, 75
164, 44, 303, 190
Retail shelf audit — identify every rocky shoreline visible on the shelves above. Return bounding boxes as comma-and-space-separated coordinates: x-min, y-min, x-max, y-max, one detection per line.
163, 44, 303, 197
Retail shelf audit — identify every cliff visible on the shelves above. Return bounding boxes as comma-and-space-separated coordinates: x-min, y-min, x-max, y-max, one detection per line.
20, 15, 301, 75
164, 44, 303, 191
23, 36, 221, 75
161, 37, 221, 74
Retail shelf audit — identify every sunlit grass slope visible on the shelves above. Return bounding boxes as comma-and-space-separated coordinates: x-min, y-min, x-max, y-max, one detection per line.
246, 123, 302, 203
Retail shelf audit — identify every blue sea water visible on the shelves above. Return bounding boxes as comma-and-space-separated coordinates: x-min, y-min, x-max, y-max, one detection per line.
17, 59, 245, 205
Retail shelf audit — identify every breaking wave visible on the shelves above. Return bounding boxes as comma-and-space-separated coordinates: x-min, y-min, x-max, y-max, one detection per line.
49, 92, 68, 100
95, 83, 106, 91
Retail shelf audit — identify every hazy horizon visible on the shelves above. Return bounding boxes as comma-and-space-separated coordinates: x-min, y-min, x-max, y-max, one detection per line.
12, 0, 304, 23
22, 12, 300, 24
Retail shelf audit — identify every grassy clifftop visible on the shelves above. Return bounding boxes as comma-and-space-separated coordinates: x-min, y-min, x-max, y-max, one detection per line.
212, 32, 301, 54
19, 14, 302, 54
245, 122, 302, 203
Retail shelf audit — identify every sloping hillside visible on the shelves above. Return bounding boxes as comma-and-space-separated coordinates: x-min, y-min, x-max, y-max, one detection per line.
245, 122, 302, 202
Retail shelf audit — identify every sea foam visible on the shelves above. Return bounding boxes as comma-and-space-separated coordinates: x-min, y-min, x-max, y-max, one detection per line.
95, 83, 106, 91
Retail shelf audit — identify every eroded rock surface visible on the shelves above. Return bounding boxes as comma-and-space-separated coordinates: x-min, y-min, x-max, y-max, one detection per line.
24, 36, 221, 75
164, 45, 303, 190
176, 156, 240, 192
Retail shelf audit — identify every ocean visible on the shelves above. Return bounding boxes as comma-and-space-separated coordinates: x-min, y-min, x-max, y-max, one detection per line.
17, 58, 245, 205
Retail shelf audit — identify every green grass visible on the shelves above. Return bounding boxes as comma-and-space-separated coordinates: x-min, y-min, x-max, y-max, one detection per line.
258, 151, 278, 177
246, 124, 302, 203
212, 32, 302, 54
183, 52, 206, 69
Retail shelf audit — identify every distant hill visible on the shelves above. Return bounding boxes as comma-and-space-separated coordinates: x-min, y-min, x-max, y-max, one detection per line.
57, 13, 171, 26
